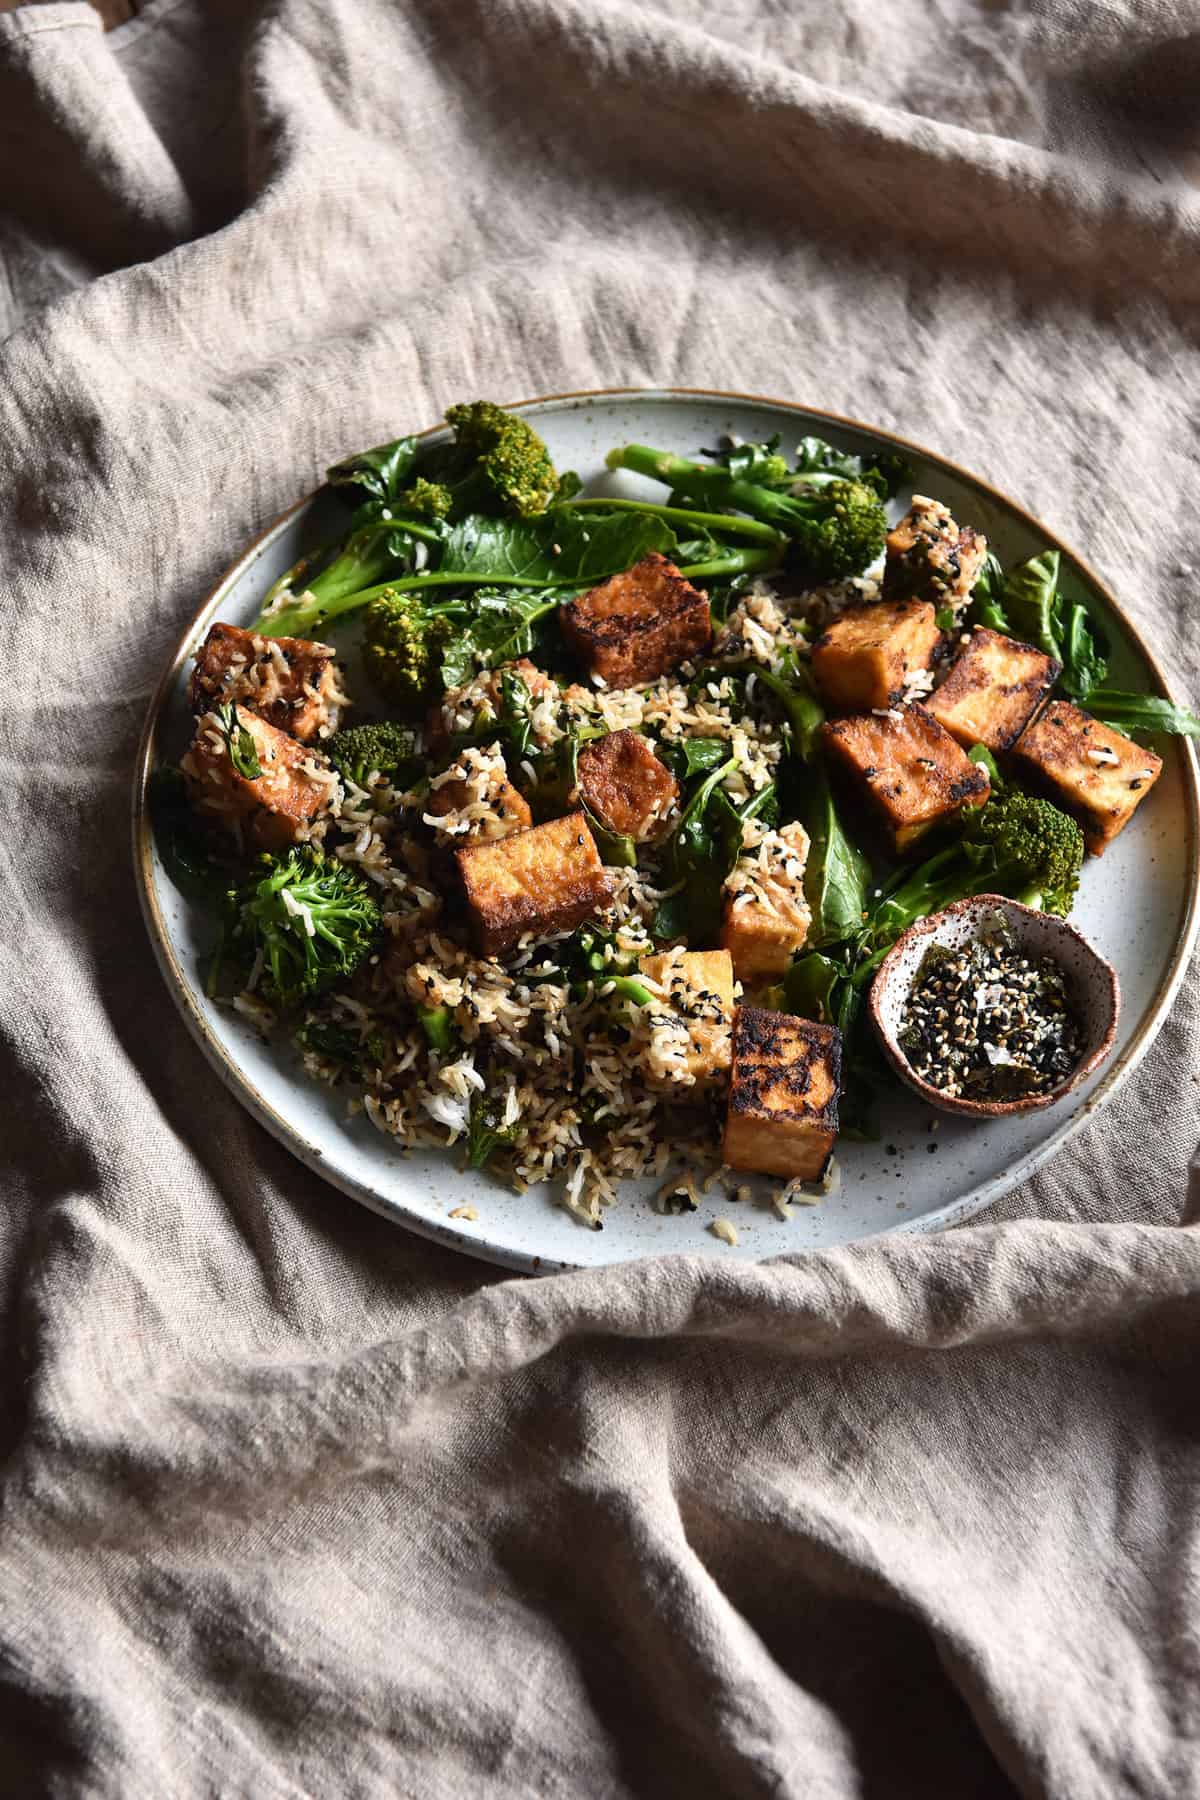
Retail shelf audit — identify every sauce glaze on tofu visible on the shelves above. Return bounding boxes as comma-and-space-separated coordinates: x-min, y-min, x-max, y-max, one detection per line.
454, 811, 615, 956
560, 552, 711, 687
722, 1007, 842, 1182
424, 745, 533, 843
182, 705, 338, 850
926, 626, 1059, 752
1013, 700, 1163, 854
577, 729, 678, 841
719, 820, 812, 984
822, 704, 990, 853
189, 622, 344, 744
882, 496, 987, 613
811, 599, 941, 714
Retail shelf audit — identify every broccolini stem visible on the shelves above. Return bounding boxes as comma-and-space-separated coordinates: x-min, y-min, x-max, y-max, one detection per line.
675, 547, 780, 581
566, 497, 785, 546
256, 570, 575, 638
606, 444, 798, 526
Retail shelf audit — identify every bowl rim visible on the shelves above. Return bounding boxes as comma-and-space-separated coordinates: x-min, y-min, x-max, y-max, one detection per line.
869, 893, 1122, 1119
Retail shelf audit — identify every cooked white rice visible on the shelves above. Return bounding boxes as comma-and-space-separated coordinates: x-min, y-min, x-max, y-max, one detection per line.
291, 576, 854, 1228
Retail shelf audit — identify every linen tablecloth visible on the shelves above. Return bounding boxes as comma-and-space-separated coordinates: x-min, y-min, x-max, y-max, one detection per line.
3, 2, 1200, 1792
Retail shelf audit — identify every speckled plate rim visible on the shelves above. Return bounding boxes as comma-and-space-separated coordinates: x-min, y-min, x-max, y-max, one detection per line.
132, 387, 1200, 1269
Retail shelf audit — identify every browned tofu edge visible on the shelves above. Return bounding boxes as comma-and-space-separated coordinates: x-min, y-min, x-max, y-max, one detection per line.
725, 1007, 842, 1128
926, 627, 1061, 751
453, 811, 615, 955
820, 705, 990, 841
576, 728, 679, 836
1012, 702, 1164, 854
560, 553, 712, 684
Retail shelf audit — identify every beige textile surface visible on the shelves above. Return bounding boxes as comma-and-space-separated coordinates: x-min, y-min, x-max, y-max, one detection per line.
3, 1, 1200, 1793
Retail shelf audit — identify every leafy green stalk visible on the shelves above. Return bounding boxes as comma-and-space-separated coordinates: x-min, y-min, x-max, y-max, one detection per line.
753, 658, 825, 760
606, 443, 887, 581
852, 791, 1085, 987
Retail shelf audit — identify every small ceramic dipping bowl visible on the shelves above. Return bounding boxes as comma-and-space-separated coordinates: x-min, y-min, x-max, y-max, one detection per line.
869, 894, 1120, 1119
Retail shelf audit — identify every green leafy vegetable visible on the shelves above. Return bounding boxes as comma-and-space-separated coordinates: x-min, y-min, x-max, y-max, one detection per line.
296, 1014, 389, 1079
967, 551, 1009, 632
854, 790, 1084, 985
1002, 550, 1109, 699
326, 721, 421, 790
754, 655, 825, 760
327, 435, 419, 506
148, 765, 235, 911
418, 1003, 457, 1054
214, 703, 262, 781
660, 736, 731, 781
1082, 690, 1200, 739
465, 1090, 520, 1171
225, 849, 383, 1009
801, 766, 871, 948
605, 443, 888, 583
653, 755, 741, 942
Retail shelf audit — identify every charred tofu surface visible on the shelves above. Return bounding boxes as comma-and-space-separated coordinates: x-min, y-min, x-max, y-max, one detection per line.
722, 1007, 841, 1181
1013, 701, 1163, 853
577, 729, 679, 840
882, 497, 987, 613
926, 627, 1059, 752
639, 948, 735, 1087
182, 705, 338, 849
811, 599, 941, 714
424, 745, 533, 844
189, 623, 343, 744
560, 553, 711, 687
822, 705, 990, 852
720, 820, 812, 984
455, 811, 615, 956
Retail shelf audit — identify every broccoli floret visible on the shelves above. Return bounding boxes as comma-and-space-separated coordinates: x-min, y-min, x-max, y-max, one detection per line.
966, 789, 1083, 916
856, 791, 1084, 984
605, 444, 887, 582
440, 400, 565, 519
361, 587, 467, 708
226, 847, 383, 1008
326, 720, 420, 790
296, 1012, 389, 1079
397, 475, 454, 520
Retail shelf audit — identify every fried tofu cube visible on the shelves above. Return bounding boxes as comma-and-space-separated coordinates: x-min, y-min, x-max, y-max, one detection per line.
1013, 700, 1163, 854
640, 948, 735, 1086
424, 745, 532, 843
577, 729, 678, 840
720, 821, 812, 983
882, 496, 987, 613
560, 552, 711, 688
811, 600, 941, 714
722, 1007, 841, 1181
189, 622, 343, 744
182, 705, 337, 850
455, 811, 615, 956
822, 704, 990, 853
925, 627, 1059, 752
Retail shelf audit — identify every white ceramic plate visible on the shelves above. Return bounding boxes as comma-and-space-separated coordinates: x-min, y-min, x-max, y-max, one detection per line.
133, 389, 1200, 1272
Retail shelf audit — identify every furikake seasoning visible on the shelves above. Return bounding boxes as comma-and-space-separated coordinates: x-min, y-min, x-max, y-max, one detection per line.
898, 921, 1082, 1102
